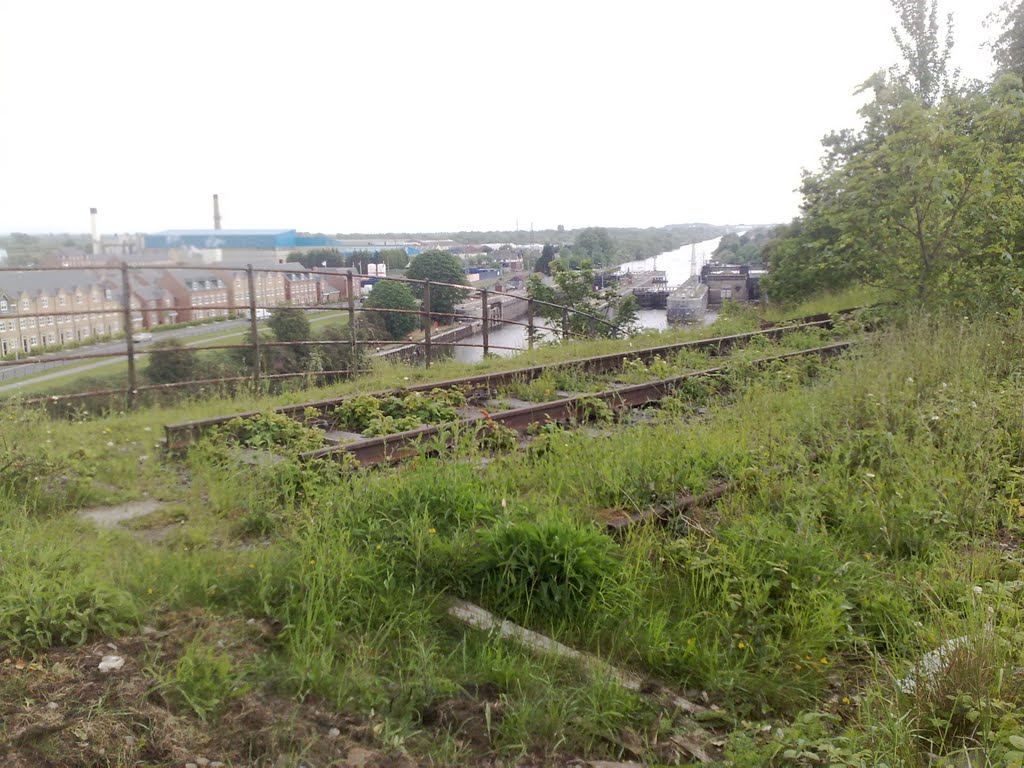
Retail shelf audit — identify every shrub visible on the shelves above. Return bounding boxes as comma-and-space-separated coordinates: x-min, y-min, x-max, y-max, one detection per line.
467, 518, 619, 623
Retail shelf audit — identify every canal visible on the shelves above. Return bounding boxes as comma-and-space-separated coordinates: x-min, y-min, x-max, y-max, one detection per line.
452, 235, 725, 362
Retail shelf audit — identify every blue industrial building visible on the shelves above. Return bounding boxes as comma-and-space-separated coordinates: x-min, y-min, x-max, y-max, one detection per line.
145, 229, 305, 250
143, 230, 419, 257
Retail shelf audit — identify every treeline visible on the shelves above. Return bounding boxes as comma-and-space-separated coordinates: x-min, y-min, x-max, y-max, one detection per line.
711, 229, 775, 265
286, 248, 410, 272
337, 224, 731, 268
761, 0, 1024, 310
531, 224, 732, 272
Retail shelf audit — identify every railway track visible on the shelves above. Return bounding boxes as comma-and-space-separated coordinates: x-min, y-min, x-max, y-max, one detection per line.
302, 342, 852, 467
165, 306, 872, 451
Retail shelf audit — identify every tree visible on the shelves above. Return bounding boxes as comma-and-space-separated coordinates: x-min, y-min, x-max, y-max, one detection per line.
535, 244, 557, 275
526, 260, 626, 338
317, 323, 365, 381
268, 306, 311, 343
364, 280, 418, 340
287, 248, 345, 268
992, 1, 1024, 77
262, 306, 313, 376
572, 227, 616, 267
404, 250, 469, 322
762, 79, 1024, 306
146, 338, 198, 384
888, 0, 957, 106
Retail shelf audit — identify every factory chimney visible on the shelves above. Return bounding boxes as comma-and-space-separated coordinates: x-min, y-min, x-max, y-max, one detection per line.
213, 194, 222, 230
89, 208, 101, 256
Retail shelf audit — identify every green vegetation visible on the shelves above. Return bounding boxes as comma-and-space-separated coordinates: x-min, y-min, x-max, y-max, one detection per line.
363, 280, 418, 340
526, 260, 629, 338
712, 228, 773, 265
761, 0, 1024, 311
146, 337, 198, 385
3, 307, 1024, 765
405, 250, 470, 321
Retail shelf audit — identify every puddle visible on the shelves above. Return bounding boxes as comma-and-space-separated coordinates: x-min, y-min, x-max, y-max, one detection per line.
79, 499, 167, 528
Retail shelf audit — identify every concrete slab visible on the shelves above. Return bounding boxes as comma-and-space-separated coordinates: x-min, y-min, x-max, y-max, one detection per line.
79, 499, 167, 529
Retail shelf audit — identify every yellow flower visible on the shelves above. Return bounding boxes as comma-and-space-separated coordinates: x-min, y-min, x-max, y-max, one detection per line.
737, 641, 746, 650
147, 587, 153, 595
309, 559, 316, 565
820, 657, 829, 665
428, 527, 437, 535
375, 544, 382, 550
842, 696, 851, 705
863, 553, 872, 560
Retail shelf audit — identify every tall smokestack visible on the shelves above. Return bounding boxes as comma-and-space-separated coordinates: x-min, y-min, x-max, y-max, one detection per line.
89, 208, 100, 256
213, 194, 222, 230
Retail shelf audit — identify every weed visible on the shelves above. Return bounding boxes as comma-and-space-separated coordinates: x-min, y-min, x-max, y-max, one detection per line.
154, 636, 250, 721
466, 518, 620, 624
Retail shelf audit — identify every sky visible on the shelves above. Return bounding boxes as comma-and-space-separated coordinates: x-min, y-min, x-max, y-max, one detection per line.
0, 0, 1008, 235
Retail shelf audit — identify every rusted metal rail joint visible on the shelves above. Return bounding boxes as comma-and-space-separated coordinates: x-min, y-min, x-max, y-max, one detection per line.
301, 342, 851, 467
164, 313, 853, 452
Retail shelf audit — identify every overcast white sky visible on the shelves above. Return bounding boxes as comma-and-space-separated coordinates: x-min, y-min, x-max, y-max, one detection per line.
0, 0, 1007, 235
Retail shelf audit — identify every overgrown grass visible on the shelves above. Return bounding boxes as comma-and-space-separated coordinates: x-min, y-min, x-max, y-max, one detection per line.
2, 308, 1022, 764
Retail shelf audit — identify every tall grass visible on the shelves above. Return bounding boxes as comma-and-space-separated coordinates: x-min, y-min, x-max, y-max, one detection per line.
2, 310, 1023, 763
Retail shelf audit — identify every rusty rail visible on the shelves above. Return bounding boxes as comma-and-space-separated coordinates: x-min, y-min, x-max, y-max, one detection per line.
301, 342, 852, 467
162, 315, 850, 451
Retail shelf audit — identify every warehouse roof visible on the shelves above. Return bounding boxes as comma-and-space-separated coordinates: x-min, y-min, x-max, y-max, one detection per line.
152, 229, 296, 236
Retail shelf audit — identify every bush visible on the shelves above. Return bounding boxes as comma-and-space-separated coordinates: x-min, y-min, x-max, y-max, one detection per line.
146, 337, 198, 384
467, 518, 619, 623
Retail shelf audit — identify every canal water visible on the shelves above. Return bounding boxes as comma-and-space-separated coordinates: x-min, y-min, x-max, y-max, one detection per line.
452, 236, 725, 362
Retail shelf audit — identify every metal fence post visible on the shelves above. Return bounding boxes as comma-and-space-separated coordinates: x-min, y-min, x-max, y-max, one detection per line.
562, 306, 570, 340
481, 288, 489, 357
346, 271, 357, 371
423, 279, 432, 368
120, 262, 137, 408
527, 298, 535, 350
246, 265, 261, 386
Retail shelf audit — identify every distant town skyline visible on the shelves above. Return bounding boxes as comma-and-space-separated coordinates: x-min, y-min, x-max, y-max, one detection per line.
0, 0, 1006, 235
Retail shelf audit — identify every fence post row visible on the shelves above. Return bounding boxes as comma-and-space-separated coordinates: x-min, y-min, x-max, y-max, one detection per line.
346, 272, 357, 368
481, 288, 490, 357
120, 262, 137, 408
527, 298, 535, 350
246, 265, 261, 385
423, 279, 432, 368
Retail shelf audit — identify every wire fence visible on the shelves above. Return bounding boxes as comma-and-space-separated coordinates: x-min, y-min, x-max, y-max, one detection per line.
0, 262, 621, 407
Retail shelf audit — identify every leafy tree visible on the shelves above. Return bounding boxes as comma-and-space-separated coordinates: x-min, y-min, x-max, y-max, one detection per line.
268, 306, 311, 343
377, 248, 410, 270
763, 79, 1024, 306
260, 306, 313, 377
535, 244, 557, 275
145, 338, 198, 384
317, 323, 366, 381
572, 227, 616, 267
287, 248, 345, 269
364, 280, 418, 340
992, 1, 1024, 77
526, 260, 626, 338
404, 250, 469, 322
888, 0, 957, 106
